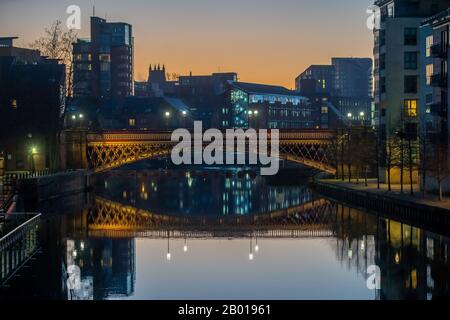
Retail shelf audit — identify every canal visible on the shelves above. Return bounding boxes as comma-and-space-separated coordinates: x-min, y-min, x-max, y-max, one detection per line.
1, 162, 450, 300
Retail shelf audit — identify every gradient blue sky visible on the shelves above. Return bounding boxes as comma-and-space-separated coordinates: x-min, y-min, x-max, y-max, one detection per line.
0, 0, 374, 88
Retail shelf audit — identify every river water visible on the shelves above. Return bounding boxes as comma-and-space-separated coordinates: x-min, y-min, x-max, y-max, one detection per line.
1, 163, 450, 300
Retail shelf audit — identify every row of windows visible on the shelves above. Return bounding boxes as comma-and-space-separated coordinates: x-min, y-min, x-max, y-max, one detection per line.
250, 94, 304, 106
268, 121, 315, 129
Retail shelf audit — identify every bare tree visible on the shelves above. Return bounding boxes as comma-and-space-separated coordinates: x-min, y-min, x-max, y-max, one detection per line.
30, 20, 77, 97
426, 137, 450, 201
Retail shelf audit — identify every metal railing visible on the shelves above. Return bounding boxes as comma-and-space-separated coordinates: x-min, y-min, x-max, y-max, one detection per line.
0, 213, 41, 251
0, 213, 41, 286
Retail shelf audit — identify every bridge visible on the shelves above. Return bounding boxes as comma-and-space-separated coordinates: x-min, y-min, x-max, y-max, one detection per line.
80, 130, 336, 174
87, 196, 338, 238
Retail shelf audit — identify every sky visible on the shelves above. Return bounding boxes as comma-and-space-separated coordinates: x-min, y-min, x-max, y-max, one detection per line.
0, 0, 374, 88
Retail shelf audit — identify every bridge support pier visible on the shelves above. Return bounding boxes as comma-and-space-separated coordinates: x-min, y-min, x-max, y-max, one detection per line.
61, 129, 88, 170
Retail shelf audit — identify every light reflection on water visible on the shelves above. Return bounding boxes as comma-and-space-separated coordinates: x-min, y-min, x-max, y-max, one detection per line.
2, 168, 450, 300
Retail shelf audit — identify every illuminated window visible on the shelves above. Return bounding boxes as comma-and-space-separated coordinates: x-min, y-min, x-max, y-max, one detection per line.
426, 64, 433, 85
129, 118, 136, 126
11, 99, 17, 109
426, 36, 433, 57
404, 99, 418, 117
321, 106, 328, 114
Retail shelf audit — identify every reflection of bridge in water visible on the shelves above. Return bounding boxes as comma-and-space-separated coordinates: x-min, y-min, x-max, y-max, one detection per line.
78, 130, 336, 174
88, 196, 338, 239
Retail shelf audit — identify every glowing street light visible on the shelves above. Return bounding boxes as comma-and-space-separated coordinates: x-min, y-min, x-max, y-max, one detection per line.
248, 110, 253, 115
165, 111, 171, 118
71, 115, 77, 120
31, 147, 37, 154
254, 110, 259, 115
347, 113, 353, 118
182, 111, 187, 116
79, 113, 84, 119
359, 111, 365, 117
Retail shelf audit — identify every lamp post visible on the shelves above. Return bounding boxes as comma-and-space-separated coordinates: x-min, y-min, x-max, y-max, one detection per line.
30, 146, 37, 173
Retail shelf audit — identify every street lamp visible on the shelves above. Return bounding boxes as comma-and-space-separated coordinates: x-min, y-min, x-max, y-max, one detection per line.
165, 111, 171, 118
182, 111, 187, 116
347, 113, 353, 118
183, 237, 188, 252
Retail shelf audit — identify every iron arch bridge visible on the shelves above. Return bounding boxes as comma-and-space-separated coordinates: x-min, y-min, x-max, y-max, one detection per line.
85, 130, 337, 174
87, 196, 338, 239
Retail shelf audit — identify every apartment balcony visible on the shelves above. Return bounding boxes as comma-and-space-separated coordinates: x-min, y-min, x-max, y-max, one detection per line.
430, 44, 448, 59
430, 73, 448, 88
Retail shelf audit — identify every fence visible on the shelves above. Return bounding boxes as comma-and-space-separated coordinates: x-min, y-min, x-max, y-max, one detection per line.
0, 213, 41, 286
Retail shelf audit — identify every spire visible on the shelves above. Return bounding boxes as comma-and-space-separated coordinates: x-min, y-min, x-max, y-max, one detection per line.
163, 64, 166, 72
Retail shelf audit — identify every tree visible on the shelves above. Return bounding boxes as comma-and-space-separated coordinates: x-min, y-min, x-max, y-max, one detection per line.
426, 136, 450, 201
30, 20, 77, 97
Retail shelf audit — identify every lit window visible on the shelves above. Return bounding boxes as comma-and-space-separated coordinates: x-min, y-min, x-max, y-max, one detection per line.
426, 64, 433, 85
404, 99, 418, 117
129, 118, 136, 126
11, 99, 17, 109
426, 36, 433, 57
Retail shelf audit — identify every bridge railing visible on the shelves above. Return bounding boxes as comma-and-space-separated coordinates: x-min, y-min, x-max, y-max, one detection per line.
0, 213, 41, 285
86, 129, 337, 143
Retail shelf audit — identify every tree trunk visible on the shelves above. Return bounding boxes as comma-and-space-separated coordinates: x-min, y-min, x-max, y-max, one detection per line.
365, 167, 368, 187
408, 139, 413, 196
400, 139, 404, 194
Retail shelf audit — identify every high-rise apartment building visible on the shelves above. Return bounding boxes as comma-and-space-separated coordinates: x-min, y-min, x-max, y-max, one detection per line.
420, 8, 450, 192
373, 0, 450, 183
331, 58, 373, 98
73, 17, 134, 99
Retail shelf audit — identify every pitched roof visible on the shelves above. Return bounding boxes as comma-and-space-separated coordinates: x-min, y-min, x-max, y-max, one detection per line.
228, 81, 300, 97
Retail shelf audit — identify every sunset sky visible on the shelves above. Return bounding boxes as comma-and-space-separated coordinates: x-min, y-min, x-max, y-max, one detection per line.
0, 0, 374, 88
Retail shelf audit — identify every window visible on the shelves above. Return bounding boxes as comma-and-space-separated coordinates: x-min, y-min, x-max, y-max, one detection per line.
11, 99, 17, 109
404, 52, 417, 70
388, 3, 395, 17
129, 118, 136, 126
426, 64, 434, 85
404, 28, 417, 46
426, 36, 433, 57
404, 99, 418, 117
321, 106, 328, 114
404, 76, 418, 93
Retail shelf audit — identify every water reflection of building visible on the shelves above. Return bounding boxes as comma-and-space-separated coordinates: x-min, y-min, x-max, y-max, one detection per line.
377, 219, 450, 300
97, 169, 315, 217
65, 237, 136, 300
332, 203, 450, 300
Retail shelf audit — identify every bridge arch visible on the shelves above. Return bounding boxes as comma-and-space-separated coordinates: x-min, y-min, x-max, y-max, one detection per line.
84, 130, 336, 174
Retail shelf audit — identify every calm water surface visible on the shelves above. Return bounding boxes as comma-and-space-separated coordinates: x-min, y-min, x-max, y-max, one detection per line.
1, 165, 450, 300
